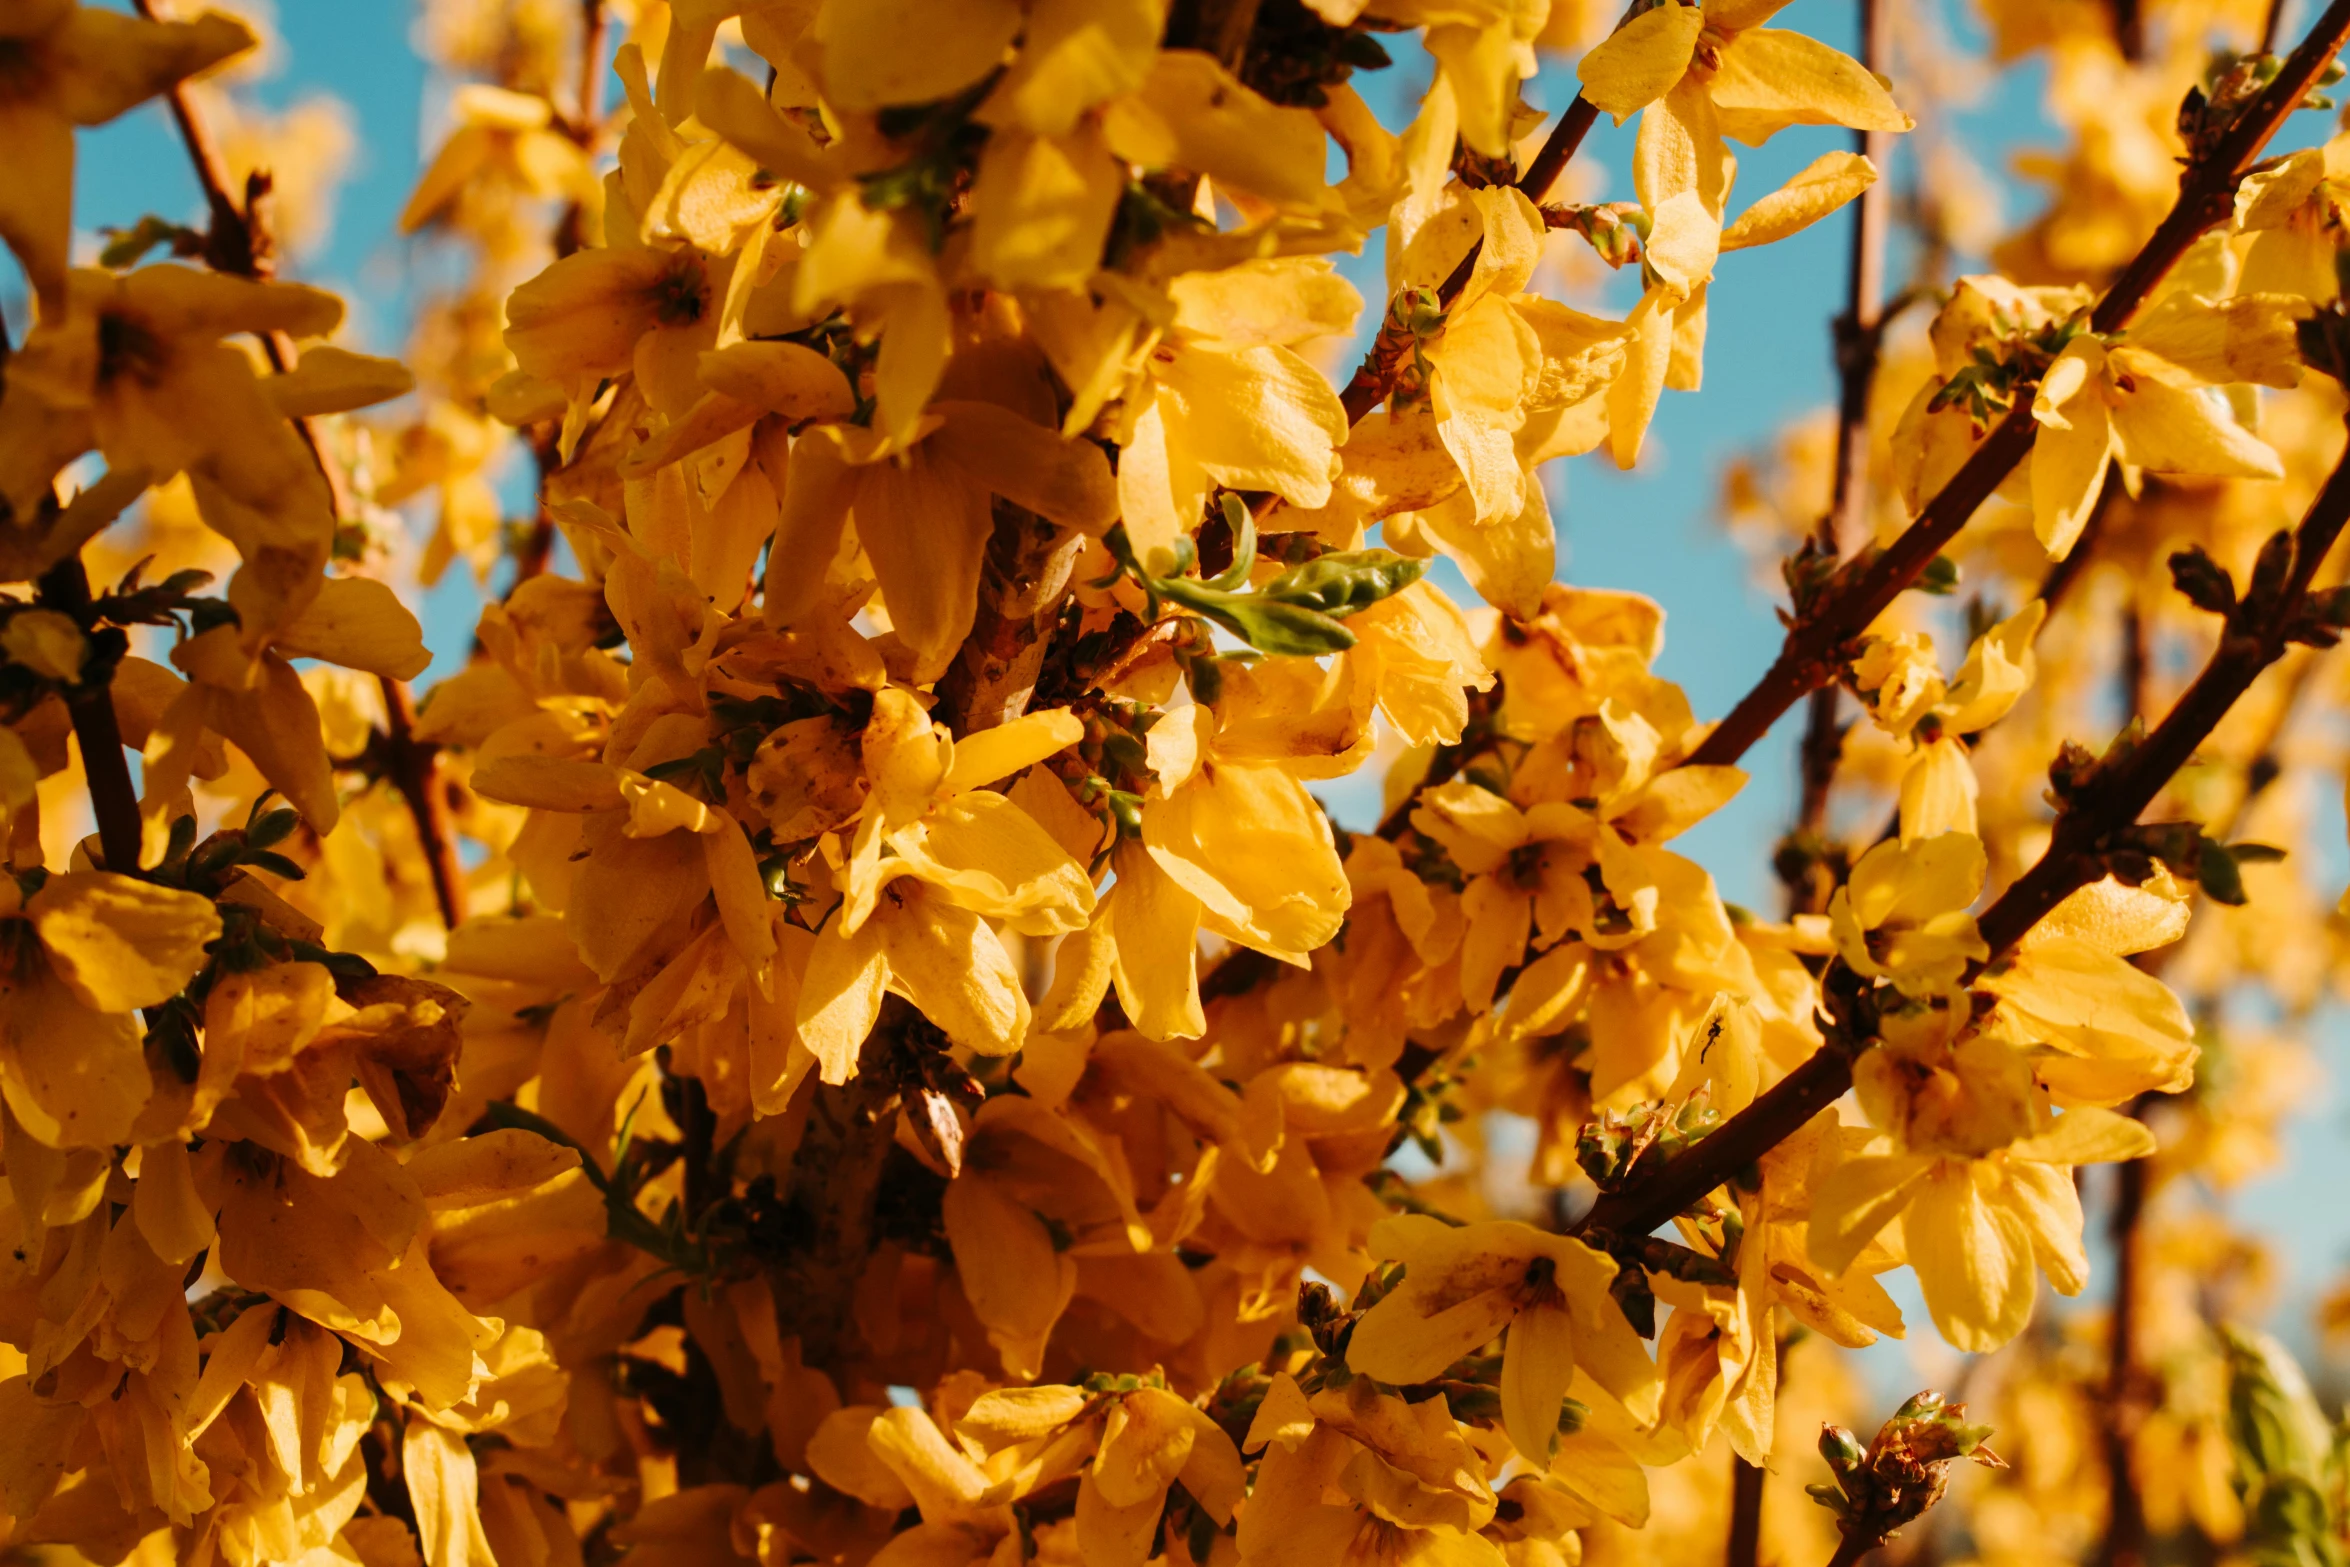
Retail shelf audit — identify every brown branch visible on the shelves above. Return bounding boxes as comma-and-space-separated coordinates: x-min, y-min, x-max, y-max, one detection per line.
1727, 1452, 1768, 1567
2264, 0, 2294, 53
2099, 1090, 2154, 1567
1785, 0, 1891, 909
1580, 430, 2350, 1243
1684, 0, 2350, 773
134, 0, 467, 927
38, 557, 145, 874
376, 676, 470, 934
572, 0, 608, 140
1337, 96, 1598, 424
1825, 1532, 1876, 1567
2114, 0, 2147, 61
937, 508, 1086, 735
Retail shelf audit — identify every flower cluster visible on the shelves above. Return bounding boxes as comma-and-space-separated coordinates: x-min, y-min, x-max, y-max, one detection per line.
5, 0, 2350, 1564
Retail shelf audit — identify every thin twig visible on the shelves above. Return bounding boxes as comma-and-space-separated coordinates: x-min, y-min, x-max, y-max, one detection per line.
2099, 1087, 2154, 1567
131, 0, 467, 928
1336, 96, 1599, 424
1786, 0, 1892, 908
1684, 0, 2350, 773
2266, 0, 2296, 53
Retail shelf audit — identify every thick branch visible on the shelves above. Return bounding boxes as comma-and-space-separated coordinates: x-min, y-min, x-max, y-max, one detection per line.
1583, 433, 2350, 1242
1685, 0, 2350, 772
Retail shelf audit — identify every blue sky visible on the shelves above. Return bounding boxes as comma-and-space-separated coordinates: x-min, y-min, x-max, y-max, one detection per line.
34, 1, 2350, 1356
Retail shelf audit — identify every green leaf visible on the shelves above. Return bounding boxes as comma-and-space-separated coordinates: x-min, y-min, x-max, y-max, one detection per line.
1259, 548, 1424, 616
1207, 595, 1359, 656
1204, 492, 1258, 593
2198, 835, 2248, 906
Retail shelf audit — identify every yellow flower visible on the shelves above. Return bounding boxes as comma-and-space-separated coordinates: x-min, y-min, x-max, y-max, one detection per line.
1978, 874, 2199, 1106
1810, 1104, 2154, 1351
398, 83, 596, 237
1573, 0, 1909, 466
798, 692, 1093, 1077
1347, 1214, 1658, 1465
767, 401, 1118, 681
1828, 833, 1990, 1000
0, 265, 340, 558
1074, 1383, 1245, 1567
0, 1, 253, 309
1850, 602, 2046, 842
0, 869, 218, 1147
1117, 258, 1360, 571
2029, 291, 2302, 556
1239, 1373, 1504, 1567
2234, 136, 2350, 303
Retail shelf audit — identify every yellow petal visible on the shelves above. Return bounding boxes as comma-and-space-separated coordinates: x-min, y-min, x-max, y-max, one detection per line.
1907, 1161, 2036, 1352
1501, 1302, 1576, 1467
1104, 845, 1206, 1042
930, 400, 1119, 533
967, 124, 1125, 293
694, 65, 832, 188
1102, 51, 1336, 214
29, 870, 220, 1012
892, 791, 1097, 936
1807, 1149, 1932, 1276
874, 891, 1033, 1055
1575, 2, 1703, 121
2108, 376, 2284, 481
1709, 27, 1914, 145
1897, 736, 1979, 844
942, 1173, 1077, 1381
272, 575, 432, 679
1720, 150, 1877, 251
2008, 1106, 2158, 1166
260, 359, 414, 447
811, 0, 1021, 111
797, 916, 889, 1083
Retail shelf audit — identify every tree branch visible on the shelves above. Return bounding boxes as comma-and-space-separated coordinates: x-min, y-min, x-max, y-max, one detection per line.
132, 0, 467, 928
1786, 0, 1891, 910
1581, 428, 2350, 1243
1684, 0, 2350, 772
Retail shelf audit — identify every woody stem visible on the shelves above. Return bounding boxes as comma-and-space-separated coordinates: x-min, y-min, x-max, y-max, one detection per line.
1337, 93, 1598, 424
1683, 0, 2350, 773
133, 0, 467, 928
1825, 1529, 1878, 1567
1726, 1452, 1768, 1567
1786, 0, 1890, 912
1581, 428, 2350, 1243
38, 558, 144, 874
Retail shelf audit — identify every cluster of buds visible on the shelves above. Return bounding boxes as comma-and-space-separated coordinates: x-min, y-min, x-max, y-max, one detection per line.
1810, 1392, 2006, 1559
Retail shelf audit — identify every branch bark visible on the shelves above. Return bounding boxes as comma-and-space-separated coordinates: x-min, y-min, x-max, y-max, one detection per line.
132, 0, 467, 928
1684, 0, 2350, 772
